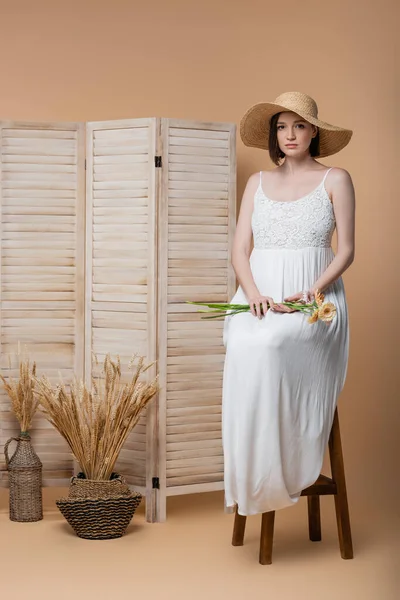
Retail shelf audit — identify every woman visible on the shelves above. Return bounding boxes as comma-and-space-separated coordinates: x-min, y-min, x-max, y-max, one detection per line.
222, 91, 355, 516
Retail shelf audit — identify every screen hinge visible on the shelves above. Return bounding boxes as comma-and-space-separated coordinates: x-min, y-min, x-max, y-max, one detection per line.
155, 155, 162, 168
152, 476, 160, 489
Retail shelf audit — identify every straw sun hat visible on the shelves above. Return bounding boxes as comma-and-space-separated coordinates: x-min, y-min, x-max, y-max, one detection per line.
240, 91, 353, 158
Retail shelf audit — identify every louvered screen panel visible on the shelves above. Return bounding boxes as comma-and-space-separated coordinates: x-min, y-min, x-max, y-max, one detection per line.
0, 122, 85, 486
85, 119, 157, 493
158, 119, 236, 496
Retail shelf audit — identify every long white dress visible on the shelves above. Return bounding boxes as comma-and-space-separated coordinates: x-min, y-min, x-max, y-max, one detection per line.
222, 168, 349, 516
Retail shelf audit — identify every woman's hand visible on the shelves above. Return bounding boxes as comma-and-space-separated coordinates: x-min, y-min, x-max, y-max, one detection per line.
247, 294, 276, 319
273, 303, 297, 313
247, 294, 298, 318
274, 290, 312, 314
283, 290, 313, 304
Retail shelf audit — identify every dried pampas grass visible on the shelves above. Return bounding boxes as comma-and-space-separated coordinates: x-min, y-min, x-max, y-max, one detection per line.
35, 353, 159, 481
0, 345, 38, 433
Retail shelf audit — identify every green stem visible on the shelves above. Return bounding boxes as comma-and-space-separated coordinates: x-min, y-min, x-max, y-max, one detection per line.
188, 299, 320, 319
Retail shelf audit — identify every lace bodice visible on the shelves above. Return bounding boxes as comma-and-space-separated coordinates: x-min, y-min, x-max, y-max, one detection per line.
252, 169, 336, 250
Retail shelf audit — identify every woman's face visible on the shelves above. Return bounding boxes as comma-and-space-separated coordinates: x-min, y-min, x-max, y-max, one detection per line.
276, 111, 317, 156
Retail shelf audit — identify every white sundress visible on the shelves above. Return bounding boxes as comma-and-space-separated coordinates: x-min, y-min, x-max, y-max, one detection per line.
222, 168, 349, 516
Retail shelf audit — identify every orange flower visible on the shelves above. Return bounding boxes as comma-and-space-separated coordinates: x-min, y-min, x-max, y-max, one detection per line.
314, 289, 325, 306
307, 309, 319, 324
318, 302, 336, 323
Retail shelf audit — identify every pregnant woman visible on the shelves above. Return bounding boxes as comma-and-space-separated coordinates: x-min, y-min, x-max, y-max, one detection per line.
222, 91, 355, 516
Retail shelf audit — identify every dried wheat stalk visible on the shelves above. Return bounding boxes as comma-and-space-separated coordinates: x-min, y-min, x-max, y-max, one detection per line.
0, 346, 38, 433
35, 353, 159, 480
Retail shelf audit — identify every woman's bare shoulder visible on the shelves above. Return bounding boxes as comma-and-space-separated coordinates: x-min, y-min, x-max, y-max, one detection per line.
244, 171, 262, 192
326, 167, 355, 203
257, 168, 280, 185
328, 166, 353, 183
245, 169, 280, 194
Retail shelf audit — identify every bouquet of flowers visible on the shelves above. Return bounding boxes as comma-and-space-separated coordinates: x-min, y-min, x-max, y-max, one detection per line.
187, 289, 336, 324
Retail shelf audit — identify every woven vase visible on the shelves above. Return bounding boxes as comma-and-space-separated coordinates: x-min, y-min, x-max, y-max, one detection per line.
4, 433, 43, 522
56, 473, 142, 539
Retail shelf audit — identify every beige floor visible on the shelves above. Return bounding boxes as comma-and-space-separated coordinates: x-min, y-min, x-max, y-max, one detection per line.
1, 488, 398, 600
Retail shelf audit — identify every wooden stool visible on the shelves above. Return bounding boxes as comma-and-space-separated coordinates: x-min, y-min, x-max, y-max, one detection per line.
232, 407, 353, 564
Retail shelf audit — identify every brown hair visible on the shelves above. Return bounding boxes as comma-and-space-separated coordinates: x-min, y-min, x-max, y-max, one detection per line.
268, 113, 321, 165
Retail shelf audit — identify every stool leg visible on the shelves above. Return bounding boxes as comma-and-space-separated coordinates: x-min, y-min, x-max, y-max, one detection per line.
329, 408, 354, 559
259, 511, 275, 565
232, 505, 247, 546
307, 495, 322, 541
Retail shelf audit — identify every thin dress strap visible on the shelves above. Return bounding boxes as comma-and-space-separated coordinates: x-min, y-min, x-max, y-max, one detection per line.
322, 167, 334, 185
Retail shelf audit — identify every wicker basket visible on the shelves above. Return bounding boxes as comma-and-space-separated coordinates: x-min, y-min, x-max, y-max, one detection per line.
4, 433, 43, 522
56, 474, 142, 539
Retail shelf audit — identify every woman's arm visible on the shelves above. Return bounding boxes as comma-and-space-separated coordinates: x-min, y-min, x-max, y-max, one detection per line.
309, 168, 356, 294
231, 173, 280, 317
231, 173, 260, 298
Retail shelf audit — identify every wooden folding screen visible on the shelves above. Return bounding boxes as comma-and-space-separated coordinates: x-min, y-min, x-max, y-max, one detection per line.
0, 117, 236, 522
85, 118, 158, 521
156, 120, 236, 521
0, 121, 85, 486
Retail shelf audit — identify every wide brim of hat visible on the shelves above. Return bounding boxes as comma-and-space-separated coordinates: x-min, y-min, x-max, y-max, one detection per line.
240, 102, 353, 158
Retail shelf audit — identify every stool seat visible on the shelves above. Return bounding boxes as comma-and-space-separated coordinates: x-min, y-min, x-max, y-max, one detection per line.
232, 407, 354, 565
301, 473, 336, 495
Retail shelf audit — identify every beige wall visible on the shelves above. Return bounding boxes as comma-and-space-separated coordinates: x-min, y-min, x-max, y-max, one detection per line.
0, 0, 398, 514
